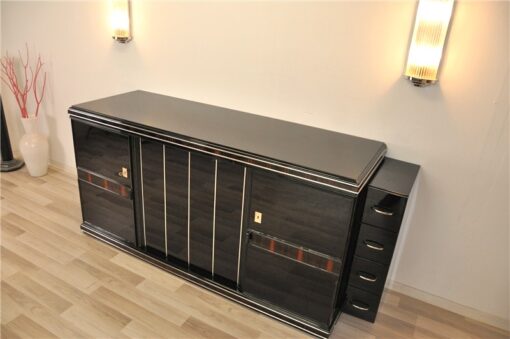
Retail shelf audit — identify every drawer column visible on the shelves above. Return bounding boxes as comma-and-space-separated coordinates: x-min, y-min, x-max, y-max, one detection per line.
343, 158, 419, 322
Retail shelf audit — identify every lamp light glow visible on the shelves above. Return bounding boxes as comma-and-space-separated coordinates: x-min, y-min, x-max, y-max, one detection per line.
111, 0, 132, 43
405, 0, 454, 86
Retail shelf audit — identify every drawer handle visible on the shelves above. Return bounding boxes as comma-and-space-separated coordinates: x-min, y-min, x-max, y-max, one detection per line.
358, 271, 377, 282
372, 206, 394, 216
351, 301, 370, 311
364, 240, 384, 251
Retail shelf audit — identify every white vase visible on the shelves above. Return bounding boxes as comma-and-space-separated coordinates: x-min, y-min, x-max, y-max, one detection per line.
19, 117, 49, 177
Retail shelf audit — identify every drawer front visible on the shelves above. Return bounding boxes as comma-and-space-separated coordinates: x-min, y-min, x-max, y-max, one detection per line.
344, 286, 380, 322
242, 240, 340, 328
355, 224, 397, 265
249, 169, 355, 258
349, 256, 388, 296
362, 188, 406, 232
72, 119, 131, 187
79, 181, 135, 244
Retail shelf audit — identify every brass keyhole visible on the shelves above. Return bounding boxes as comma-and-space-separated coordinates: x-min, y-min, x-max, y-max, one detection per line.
254, 211, 262, 224
118, 167, 128, 178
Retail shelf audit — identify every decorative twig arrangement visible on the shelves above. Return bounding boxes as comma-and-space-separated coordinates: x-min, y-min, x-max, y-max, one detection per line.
0, 45, 47, 119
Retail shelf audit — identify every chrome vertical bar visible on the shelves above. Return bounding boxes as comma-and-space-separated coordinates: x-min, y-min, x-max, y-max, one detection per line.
236, 167, 247, 287
163, 144, 168, 256
187, 152, 191, 266
211, 159, 218, 276
140, 139, 147, 247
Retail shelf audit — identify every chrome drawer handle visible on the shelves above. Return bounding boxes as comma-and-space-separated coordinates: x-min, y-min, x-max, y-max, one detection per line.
364, 240, 384, 251
358, 271, 377, 282
351, 301, 370, 311
372, 206, 394, 216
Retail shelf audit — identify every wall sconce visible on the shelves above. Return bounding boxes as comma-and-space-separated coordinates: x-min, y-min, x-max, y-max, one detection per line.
111, 0, 132, 43
405, 0, 454, 87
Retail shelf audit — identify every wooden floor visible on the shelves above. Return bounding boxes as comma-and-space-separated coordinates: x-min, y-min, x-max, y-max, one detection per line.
1, 167, 508, 339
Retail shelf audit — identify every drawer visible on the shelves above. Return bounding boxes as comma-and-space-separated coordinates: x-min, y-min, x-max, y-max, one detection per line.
362, 188, 406, 232
349, 256, 388, 296
72, 119, 131, 187
343, 285, 380, 322
242, 235, 340, 328
355, 223, 397, 265
248, 169, 355, 258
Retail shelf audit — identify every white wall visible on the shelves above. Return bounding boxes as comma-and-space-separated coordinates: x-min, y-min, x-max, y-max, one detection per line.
2, 0, 508, 328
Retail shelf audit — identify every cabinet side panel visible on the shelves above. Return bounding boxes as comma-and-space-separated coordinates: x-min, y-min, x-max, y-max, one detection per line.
189, 152, 215, 276
214, 160, 245, 284
141, 140, 166, 254
166, 145, 189, 264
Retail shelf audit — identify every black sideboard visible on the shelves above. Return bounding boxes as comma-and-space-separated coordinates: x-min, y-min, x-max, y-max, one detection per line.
69, 90, 419, 337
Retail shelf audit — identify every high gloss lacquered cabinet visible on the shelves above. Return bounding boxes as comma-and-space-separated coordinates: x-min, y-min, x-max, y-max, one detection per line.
70, 91, 419, 338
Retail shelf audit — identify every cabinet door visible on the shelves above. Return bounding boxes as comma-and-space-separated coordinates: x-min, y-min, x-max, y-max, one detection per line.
189, 152, 215, 276
213, 160, 246, 285
72, 119, 135, 244
79, 180, 135, 244
248, 169, 354, 258
72, 120, 131, 187
165, 145, 189, 264
242, 232, 340, 328
140, 140, 166, 254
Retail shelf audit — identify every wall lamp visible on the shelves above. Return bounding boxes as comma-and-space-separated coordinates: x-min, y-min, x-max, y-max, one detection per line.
405, 0, 454, 87
111, 0, 132, 43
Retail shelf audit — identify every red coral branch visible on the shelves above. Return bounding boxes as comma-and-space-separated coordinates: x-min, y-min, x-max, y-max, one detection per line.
33, 56, 46, 118
0, 45, 46, 119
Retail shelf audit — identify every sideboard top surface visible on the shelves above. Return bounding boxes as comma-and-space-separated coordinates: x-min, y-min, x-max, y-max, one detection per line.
369, 158, 420, 197
71, 90, 387, 186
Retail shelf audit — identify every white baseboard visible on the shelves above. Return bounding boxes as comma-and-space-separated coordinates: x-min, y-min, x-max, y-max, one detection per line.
387, 280, 509, 332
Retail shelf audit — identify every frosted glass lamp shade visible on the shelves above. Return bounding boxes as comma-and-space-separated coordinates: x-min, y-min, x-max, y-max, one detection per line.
111, 0, 132, 43
405, 0, 454, 86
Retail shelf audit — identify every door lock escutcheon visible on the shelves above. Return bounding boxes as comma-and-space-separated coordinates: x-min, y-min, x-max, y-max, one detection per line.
118, 167, 128, 179
254, 211, 262, 224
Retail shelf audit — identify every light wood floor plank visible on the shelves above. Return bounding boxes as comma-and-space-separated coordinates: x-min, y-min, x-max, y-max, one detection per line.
16, 232, 76, 265
60, 303, 131, 338
90, 286, 192, 337
121, 320, 169, 338
3, 314, 59, 339
3, 212, 86, 258
1, 218, 25, 238
1, 294, 23, 325
78, 251, 145, 286
181, 316, 238, 339
137, 279, 264, 338
109, 251, 185, 291
5, 272, 73, 314
7, 184, 54, 206
1, 246, 41, 274
1, 282, 88, 339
